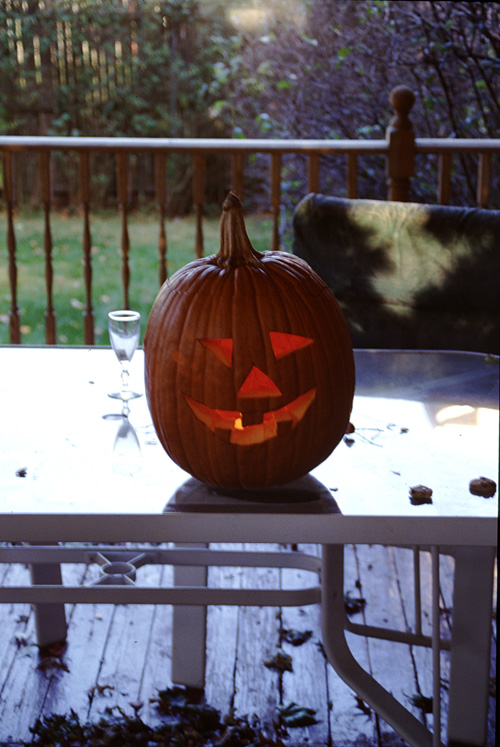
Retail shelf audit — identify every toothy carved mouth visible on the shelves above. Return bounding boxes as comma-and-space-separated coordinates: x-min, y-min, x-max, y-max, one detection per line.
184, 388, 316, 446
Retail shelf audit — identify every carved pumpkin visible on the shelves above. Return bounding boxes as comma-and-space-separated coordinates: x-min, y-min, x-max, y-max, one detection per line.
144, 192, 355, 489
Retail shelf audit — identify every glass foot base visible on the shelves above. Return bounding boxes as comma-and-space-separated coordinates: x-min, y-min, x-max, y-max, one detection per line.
108, 391, 143, 402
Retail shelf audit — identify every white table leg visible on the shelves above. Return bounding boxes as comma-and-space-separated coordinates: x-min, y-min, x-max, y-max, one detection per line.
321, 543, 439, 747
446, 545, 495, 747
171, 542, 208, 689
29, 543, 67, 647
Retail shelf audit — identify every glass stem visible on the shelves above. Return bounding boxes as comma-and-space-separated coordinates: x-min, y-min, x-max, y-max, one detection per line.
120, 362, 130, 393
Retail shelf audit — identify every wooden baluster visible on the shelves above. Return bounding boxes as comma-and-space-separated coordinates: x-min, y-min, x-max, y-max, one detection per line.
270, 153, 281, 252
307, 153, 319, 193
79, 152, 95, 345
438, 153, 451, 205
386, 85, 415, 202
116, 152, 130, 309
231, 152, 244, 201
193, 154, 205, 258
39, 151, 56, 344
155, 151, 168, 286
477, 152, 491, 208
347, 153, 358, 198
2, 152, 21, 344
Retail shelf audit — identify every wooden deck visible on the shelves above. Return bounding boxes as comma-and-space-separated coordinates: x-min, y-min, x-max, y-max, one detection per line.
0, 543, 496, 746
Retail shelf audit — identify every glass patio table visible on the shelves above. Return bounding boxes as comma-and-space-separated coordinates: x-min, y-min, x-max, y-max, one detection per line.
0, 345, 497, 747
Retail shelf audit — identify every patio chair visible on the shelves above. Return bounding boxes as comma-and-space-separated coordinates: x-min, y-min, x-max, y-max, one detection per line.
291, 193, 498, 746
292, 194, 500, 354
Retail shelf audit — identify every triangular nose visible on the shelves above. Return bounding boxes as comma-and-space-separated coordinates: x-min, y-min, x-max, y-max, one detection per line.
238, 366, 282, 398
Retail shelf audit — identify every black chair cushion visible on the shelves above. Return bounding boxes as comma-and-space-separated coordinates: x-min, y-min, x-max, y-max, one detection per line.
293, 194, 500, 353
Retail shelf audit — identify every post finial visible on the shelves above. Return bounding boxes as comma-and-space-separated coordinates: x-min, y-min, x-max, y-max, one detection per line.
389, 85, 415, 130
386, 85, 416, 202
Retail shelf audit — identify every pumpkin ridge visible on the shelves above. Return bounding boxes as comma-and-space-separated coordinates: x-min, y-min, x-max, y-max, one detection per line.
194, 290, 228, 483
173, 290, 208, 474
266, 255, 327, 295
246, 265, 295, 485
267, 270, 318, 474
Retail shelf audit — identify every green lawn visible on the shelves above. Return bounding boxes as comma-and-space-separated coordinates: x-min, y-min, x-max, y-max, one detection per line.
0, 209, 274, 346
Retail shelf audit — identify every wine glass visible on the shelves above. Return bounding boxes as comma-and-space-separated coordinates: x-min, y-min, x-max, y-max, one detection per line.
108, 309, 142, 401
112, 415, 142, 475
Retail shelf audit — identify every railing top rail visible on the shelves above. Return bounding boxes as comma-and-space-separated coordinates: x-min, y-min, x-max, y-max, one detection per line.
1, 135, 499, 156
0, 135, 388, 155
415, 138, 500, 153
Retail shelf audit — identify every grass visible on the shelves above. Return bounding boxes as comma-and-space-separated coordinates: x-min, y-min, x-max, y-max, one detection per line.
0, 209, 275, 346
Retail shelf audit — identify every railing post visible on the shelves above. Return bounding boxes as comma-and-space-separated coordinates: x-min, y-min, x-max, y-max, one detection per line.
347, 153, 358, 199
307, 153, 319, 193
79, 152, 95, 345
270, 153, 281, 252
438, 153, 452, 205
386, 85, 415, 202
116, 152, 131, 309
193, 154, 205, 259
39, 151, 57, 344
231, 152, 245, 201
154, 152, 168, 286
477, 152, 491, 208
2, 151, 21, 344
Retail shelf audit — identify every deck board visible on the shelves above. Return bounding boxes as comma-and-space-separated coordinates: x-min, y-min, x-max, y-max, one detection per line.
204, 545, 240, 714
137, 566, 174, 726
326, 544, 377, 745
280, 544, 331, 746
232, 545, 281, 726
0, 544, 496, 746
358, 545, 426, 735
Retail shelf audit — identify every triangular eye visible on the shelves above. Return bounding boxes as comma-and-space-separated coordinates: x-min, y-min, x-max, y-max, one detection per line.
200, 338, 233, 367
269, 331, 314, 360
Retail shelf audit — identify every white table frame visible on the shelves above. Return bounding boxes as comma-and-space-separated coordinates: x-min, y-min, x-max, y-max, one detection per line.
0, 513, 496, 747
0, 346, 497, 747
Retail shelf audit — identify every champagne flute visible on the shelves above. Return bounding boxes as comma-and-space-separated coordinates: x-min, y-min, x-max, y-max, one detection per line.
108, 310, 142, 401
112, 415, 142, 475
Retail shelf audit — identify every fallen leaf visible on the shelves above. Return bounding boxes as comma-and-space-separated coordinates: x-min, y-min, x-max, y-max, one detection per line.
45, 642, 66, 657
263, 649, 293, 673
281, 628, 313, 646
344, 590, 367, 615
409, 485, 433, 505
406, 692, 433, 714
469, 476, 496, 498
277, 701, 318, 727
354, 695, 372, 717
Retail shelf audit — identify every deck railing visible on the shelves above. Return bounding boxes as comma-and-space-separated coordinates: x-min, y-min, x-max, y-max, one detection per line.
1, 85, 500, 345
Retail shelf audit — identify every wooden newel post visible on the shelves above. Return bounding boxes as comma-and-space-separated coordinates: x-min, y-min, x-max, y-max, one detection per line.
386, 85, 415, 202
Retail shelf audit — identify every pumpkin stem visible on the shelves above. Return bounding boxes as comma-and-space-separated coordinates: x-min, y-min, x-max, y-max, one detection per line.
212, 191, 263, 268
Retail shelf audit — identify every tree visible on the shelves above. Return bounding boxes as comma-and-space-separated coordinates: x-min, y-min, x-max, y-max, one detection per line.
0, 0, 236, 209
1, 1, 498, 209
213, 1, 499, 207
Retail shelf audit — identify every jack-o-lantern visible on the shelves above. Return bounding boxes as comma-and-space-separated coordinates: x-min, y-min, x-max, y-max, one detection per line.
145, 192, 355, 489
